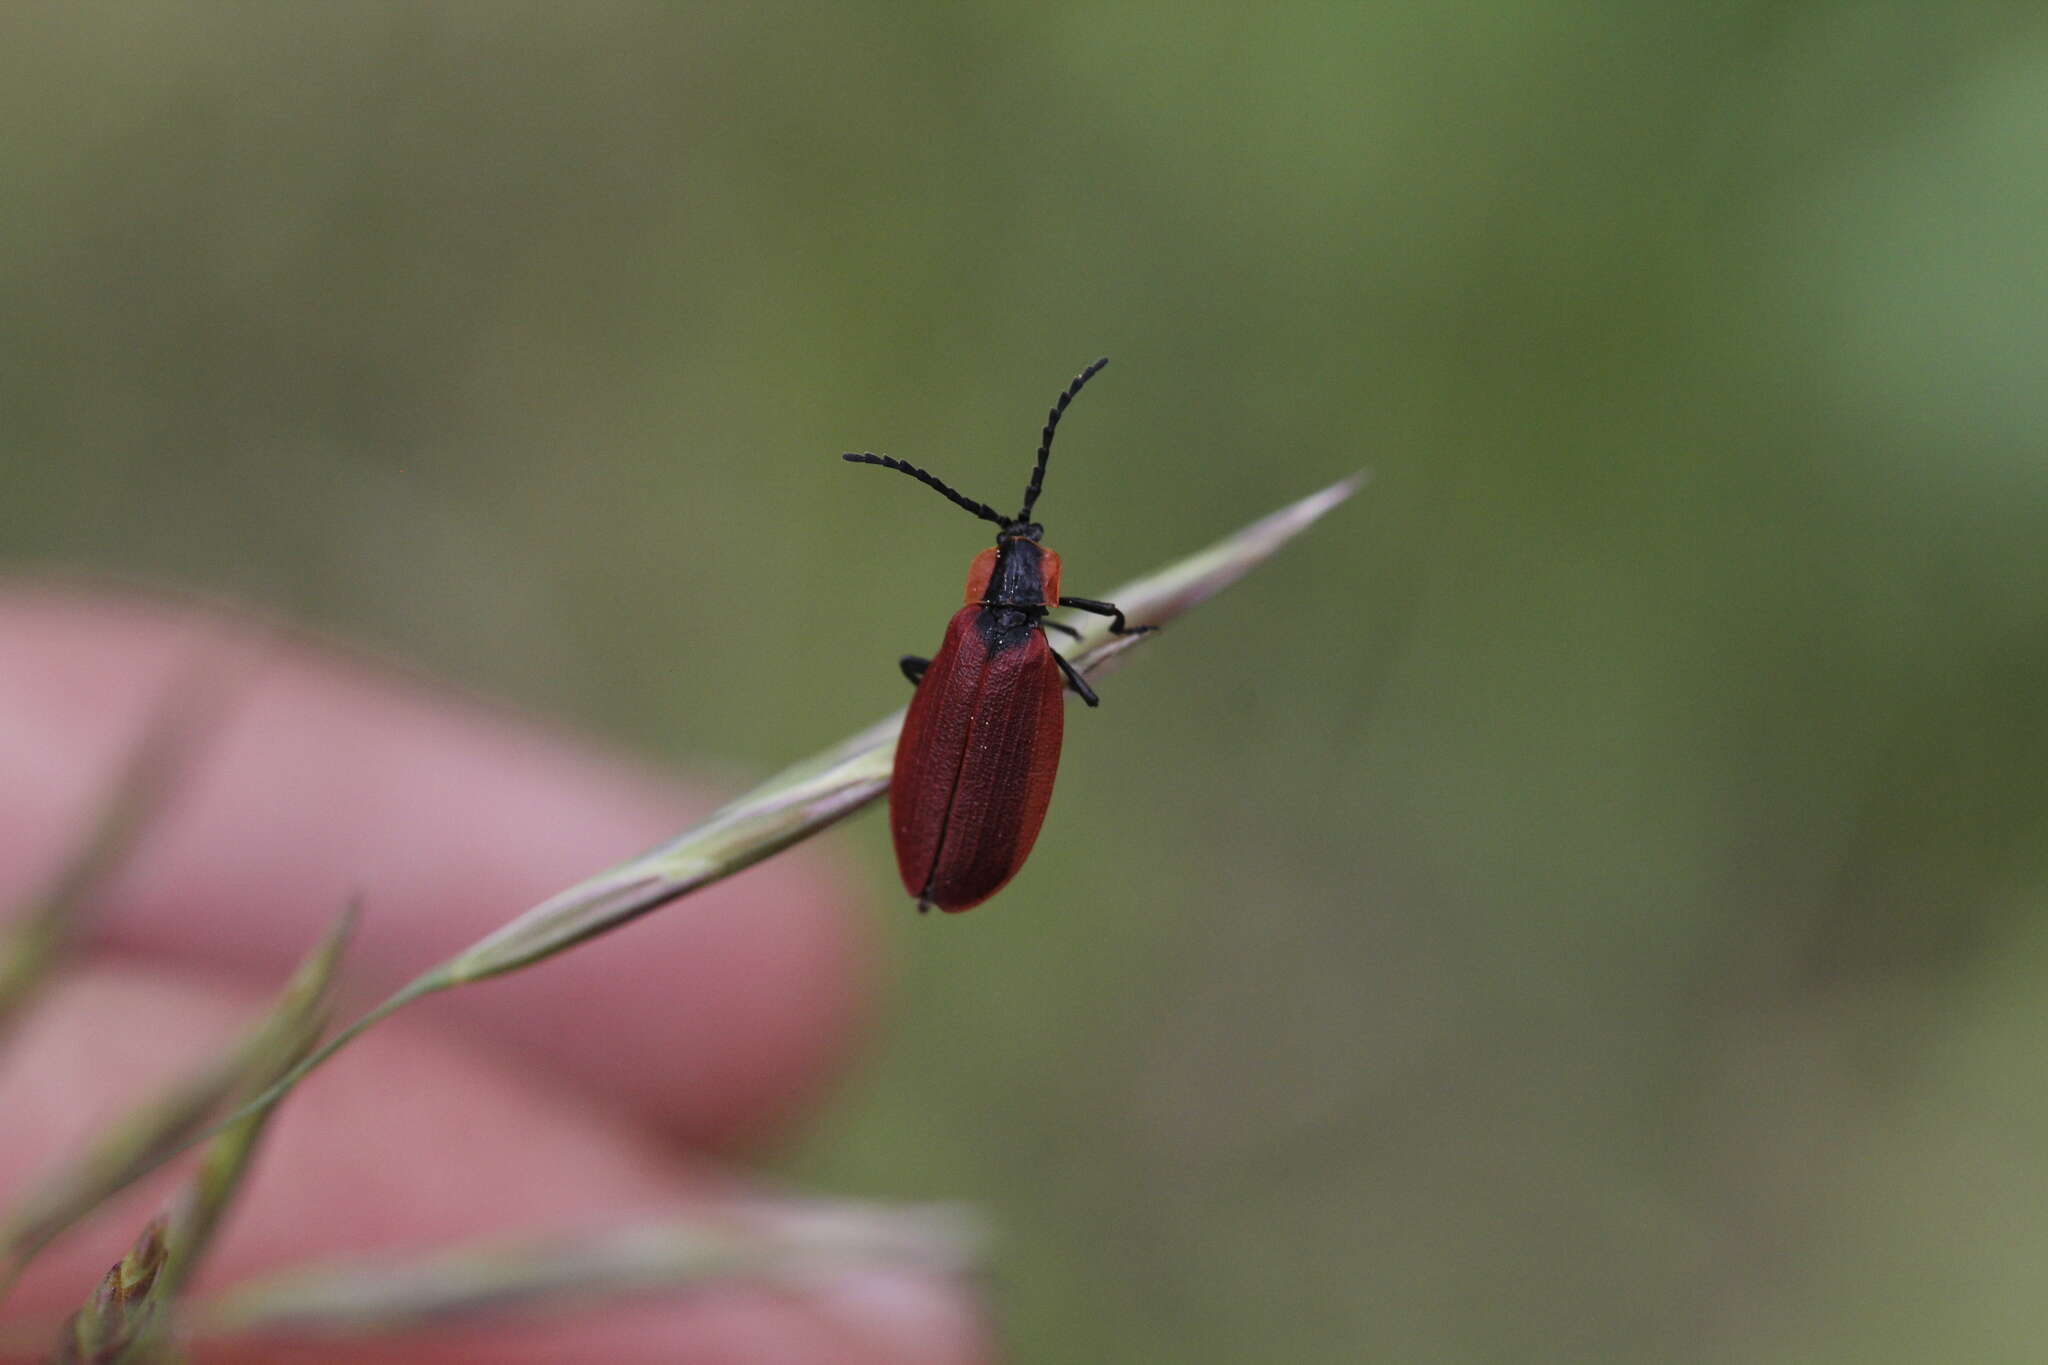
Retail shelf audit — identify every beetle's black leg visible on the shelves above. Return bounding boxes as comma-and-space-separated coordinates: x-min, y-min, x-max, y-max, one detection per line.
1057, 596, 1156, 637
1042, 619, 1081, 641
900, 655, 930, 685
1049, 647, 1100, 707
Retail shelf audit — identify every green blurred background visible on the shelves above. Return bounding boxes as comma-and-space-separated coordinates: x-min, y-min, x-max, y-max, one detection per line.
9, 3, 2048, 1360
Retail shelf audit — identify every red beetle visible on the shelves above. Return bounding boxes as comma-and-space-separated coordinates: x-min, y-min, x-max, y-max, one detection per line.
844, 358, 1153, 912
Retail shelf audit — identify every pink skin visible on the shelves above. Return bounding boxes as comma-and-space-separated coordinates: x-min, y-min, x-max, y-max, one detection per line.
0, 588, 990, 1365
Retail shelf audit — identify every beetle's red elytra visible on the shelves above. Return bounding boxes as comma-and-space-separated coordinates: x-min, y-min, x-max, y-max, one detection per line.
843, 358, 1153, 912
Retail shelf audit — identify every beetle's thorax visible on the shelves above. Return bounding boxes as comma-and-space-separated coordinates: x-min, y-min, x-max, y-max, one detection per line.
985, 536, 1048, 606
963, 534, 1064, 609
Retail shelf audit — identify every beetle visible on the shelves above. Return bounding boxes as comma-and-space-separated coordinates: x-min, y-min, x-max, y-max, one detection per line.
843, 357, 1153, 912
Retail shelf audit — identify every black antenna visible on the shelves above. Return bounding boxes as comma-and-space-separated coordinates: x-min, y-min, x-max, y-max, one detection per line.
1018, 357, 1109, 523
842, 452, 1009, 527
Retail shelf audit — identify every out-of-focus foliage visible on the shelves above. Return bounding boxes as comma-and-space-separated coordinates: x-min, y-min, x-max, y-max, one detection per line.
6, 4, 2048, 1361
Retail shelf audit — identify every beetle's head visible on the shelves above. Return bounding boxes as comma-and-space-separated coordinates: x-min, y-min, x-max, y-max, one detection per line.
996, 520, 1044, 545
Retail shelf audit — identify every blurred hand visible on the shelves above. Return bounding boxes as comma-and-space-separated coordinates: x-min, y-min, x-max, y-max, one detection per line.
0, 588, 987, 1365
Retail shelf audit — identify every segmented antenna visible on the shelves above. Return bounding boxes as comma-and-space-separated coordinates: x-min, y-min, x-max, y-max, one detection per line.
1018, 357, 1109, 523
842, 452, 1009, 527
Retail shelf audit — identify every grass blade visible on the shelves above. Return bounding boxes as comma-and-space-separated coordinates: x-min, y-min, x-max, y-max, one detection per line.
0, 908, 355, 1301
442, 471, 1366, 985
0, 679, 218, 1049
195, 1201, 983, 1340
152, 907, 354, 1301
